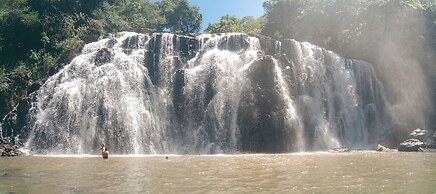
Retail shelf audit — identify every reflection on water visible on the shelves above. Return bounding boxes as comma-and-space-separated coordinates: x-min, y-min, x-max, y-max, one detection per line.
0, 152, 435, 193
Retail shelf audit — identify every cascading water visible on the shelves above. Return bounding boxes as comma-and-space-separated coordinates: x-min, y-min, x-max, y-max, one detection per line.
20, 32, 392, 154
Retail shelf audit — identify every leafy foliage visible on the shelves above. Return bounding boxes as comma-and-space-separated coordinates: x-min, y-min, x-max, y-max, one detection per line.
0, 0, 41, 67
205, 15, 264, 35
94, 0, 164, 33
158, 0, 202, 33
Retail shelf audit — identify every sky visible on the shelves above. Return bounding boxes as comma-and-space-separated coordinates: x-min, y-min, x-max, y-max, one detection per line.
188, 0, 265, 30
152, 0, 266, 31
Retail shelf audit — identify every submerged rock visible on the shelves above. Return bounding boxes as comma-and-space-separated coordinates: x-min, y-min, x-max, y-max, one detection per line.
329, 147, 350, 152
398, 139, 425, 152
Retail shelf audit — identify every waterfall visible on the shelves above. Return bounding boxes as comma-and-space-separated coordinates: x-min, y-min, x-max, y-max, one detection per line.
20, 32, 392, 154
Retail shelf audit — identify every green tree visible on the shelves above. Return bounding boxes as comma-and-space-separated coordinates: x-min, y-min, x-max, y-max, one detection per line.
0, 0, 41, 70
262, 0, 304, 39
205, 15, 264, 35
159, 0, 202, 33
241, 16, 264, 35
93, 0, 165, 33
117, 0, 164, 32
205, 15, 243, 33
93, 1, 130, 33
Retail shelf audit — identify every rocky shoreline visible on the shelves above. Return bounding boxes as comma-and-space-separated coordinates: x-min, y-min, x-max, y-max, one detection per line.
347, 128, 436, 153
0, 140, 24, 157
2, 127, 435, 156
396, 128, 436, 152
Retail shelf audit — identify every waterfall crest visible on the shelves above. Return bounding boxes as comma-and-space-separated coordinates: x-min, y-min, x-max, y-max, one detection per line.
22, 32, 392, 154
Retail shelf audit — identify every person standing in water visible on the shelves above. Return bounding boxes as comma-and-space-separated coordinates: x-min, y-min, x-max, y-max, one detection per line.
100, 143, 109, 159
102, 148, 109, 159
100, 144, 105, 155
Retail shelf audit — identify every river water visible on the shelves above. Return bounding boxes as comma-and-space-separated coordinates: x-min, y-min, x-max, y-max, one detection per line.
0, 152, 435, 193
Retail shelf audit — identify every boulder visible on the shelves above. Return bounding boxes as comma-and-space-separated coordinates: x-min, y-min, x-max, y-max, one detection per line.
432, 132, 436, 148
1, 142, 24, 156
106, 38, 117, 48
407, 128, 436, 148
376, 144, 390, 152
408, 128, 429, 142
398, 139, 425, 152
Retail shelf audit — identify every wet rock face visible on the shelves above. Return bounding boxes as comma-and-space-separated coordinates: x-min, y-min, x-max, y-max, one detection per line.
237, 57, 293, 153
122, 35, 141, 49
258, 35, 281, 56
95, 48, 113, 66
398, 139, 425, 152
1, 98, 31, 145
177, 35, 199, 59
217, 34, 250, 51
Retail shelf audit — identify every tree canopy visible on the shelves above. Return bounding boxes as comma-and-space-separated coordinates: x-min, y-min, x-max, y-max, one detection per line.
159, 0, 202, 33
205, 15, 264, 35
